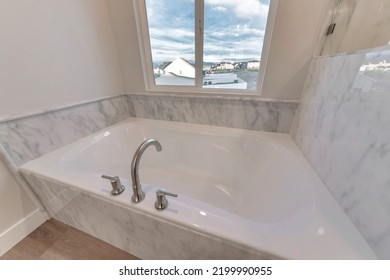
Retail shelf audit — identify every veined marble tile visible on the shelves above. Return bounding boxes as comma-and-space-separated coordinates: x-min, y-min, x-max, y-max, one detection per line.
21, 171, 277, 260
128, 94, 297, 133
0, 95, 131, 166
0, 93, 296, 168
291, 46, 390, 259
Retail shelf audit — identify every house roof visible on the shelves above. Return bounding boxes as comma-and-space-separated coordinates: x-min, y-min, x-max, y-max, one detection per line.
159, 57, 195, 69
180, 57, 195, 67
159, 62, 171, 69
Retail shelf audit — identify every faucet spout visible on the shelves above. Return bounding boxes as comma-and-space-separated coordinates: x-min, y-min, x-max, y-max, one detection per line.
130, 138, 162, 203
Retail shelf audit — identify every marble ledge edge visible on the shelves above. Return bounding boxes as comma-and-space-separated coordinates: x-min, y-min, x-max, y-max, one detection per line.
127, 92, 300, 104
0, 93, 299, 124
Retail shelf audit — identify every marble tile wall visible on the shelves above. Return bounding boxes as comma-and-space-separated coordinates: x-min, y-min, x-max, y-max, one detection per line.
291, 46, 390, 259
128, 94, 297, 133
21, 170, 277, 259
0, 95, 131, 166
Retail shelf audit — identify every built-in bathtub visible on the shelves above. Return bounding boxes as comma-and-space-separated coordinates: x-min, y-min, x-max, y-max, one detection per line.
20, 118, 376, 259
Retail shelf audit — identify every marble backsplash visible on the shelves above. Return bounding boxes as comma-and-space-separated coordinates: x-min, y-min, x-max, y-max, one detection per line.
128, 94, 297, 133
291, 46, 390, 259
0, 95, 131, 166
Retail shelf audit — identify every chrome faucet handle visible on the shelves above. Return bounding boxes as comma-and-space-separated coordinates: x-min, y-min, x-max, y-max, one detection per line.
155, 189, 178, 210
101, 175, 125, 195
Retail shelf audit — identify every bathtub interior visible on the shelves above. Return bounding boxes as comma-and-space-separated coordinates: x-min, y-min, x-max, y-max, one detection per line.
58, 120, 313, 225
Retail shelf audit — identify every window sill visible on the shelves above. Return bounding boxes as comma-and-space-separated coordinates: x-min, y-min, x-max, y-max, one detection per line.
126, 91, 299, 104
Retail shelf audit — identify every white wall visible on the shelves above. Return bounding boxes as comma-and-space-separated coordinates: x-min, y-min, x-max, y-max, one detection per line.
0, 160, 37, 234
0, 0, 125, 255
108, 0, 330, 101
0, 159, 45, 256
261, 0, 330, 100
0, 0, 125, 118
321, 0, 390, 55
106, 0, 145, 93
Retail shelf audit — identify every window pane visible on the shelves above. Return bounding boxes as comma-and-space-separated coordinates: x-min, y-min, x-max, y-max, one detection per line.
145, 0, 195, 86
203, 0, 270, 90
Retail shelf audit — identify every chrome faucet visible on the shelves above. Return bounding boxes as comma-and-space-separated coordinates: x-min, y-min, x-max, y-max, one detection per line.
130, 138, 162, 203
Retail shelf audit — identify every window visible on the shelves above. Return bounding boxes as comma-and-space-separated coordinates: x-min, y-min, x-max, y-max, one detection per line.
134, 0, 275, 94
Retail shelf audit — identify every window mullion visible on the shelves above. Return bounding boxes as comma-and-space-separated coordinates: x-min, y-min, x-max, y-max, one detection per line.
134, 0, 155, 90
194, 0, 204, 89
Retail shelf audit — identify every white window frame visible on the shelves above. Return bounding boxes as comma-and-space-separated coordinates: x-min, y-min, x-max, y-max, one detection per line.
133, 0, 278, 96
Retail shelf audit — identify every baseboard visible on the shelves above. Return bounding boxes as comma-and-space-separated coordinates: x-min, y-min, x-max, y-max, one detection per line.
0, 209, 49, 256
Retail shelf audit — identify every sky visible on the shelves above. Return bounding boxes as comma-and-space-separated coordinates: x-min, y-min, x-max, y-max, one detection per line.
145, 0, 270, 65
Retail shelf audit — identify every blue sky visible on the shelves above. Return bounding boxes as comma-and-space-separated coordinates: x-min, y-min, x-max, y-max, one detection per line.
145, 0, 270, 64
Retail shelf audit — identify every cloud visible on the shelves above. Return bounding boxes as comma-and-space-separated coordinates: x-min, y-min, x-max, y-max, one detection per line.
203, 38, 264, 62
149, 28, 194, 41
149, 27, 195, 62
205, 26, 265, 39
203, 24, 264, 62
205, 0, 269, 19
212, 6, 228, 13
145, 0, 269, 63
150, 37, 195, 63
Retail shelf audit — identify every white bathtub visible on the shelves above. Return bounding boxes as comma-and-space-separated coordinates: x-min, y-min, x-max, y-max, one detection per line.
20, 118, 376, 259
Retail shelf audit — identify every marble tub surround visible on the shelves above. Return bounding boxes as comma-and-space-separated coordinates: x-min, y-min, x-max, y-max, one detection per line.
21, 171, 275, 260
0, 92, 297, 169
291, 47, 390, 259
127, 93, 298, 133
0, 95, 131, 166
